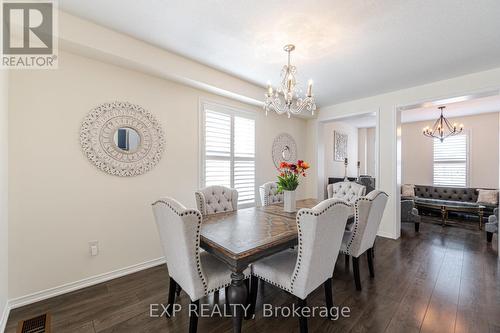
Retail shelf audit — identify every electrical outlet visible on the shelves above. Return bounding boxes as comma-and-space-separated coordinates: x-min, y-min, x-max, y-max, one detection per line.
89, 241, 99, 256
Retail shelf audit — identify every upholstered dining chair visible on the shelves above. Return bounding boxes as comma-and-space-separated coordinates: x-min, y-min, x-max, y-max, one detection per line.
152, 197, 250, 333
195, 185, 238, 215
259, 181, 283, 206
341, 190, 388, 291
327, 181, 366, 205
248, 198, 352, 333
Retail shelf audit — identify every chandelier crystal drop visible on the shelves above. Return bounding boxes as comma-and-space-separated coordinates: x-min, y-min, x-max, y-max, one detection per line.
264, 44, 316, 118
422, 106, 464, 142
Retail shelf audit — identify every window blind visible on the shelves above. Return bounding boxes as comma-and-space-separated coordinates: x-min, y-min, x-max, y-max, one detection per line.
202, 106, 255, 207
433, 134, 467, 187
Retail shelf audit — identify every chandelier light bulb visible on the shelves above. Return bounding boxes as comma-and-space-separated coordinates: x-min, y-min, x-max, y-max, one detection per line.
307, 80, 313, 97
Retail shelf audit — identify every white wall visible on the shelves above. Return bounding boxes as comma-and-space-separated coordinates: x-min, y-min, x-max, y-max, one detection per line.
366, 127, 376, 176
358, 127, 376, 177
323, 121, 358, 179
402, 112, 499, 188
8, 51, 308, 299
0, 70, 8, 330
309, 66, 500, 239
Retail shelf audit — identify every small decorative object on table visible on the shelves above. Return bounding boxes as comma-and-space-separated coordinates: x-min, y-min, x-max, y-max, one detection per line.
357, 161, 361, 181
277, 160, 310, 212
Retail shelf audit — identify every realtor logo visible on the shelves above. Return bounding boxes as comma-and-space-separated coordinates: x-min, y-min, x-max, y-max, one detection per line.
1, 0, 58, 68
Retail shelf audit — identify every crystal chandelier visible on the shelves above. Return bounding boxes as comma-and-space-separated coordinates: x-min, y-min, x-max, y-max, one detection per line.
264, 44, 316, 118
422, 106, 464, 142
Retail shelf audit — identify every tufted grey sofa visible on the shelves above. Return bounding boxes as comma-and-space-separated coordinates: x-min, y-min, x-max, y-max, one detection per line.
486, 208, 498, 243
327, 181, 366, 205
195, 186, 238, 215
403, 185, 498, 216
259, 181, 283, 206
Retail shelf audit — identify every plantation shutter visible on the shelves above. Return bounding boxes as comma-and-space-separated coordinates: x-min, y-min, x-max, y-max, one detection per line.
204, 110, 231, 188
202, 104, 256, 207
234, 116, 255, 205
433, 134, 467, 187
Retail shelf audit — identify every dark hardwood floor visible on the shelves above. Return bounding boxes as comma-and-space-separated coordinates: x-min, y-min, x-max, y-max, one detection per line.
6, 220, 499, 333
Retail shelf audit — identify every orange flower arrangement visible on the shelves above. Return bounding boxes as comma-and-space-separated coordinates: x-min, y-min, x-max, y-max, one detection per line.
277, 160, 310, 193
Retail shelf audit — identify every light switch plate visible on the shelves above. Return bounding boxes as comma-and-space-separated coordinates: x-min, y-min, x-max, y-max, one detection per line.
89, 240, 99, 256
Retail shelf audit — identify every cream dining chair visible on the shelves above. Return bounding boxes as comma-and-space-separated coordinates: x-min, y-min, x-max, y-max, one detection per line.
259, 181, 283, 206
195, 185, 238, 215
247, 198, 352, 333
152, 197, 250, 333
327, 181, 366, 205
341, 190, 388, 291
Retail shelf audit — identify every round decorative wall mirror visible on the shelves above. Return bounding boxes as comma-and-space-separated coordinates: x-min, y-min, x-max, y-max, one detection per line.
113, 127, 141, 152
272, 133, 297, 168
281, 145, 291, 160
80, 101, 165, 177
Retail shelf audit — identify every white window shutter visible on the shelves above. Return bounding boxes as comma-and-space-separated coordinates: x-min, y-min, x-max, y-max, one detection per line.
202, 105, 256, 206
234, 116, 255, 205
204, 110, 231, 188
433, 135, 467, 187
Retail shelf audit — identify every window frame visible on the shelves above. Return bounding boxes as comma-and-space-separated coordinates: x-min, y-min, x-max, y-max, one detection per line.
432, 131, 469, 188
199, 99, 257, 208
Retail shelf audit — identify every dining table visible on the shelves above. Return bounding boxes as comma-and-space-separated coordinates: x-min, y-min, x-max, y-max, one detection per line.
199, 198, 354, 333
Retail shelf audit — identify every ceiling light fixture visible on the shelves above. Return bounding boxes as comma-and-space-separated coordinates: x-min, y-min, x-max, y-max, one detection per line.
422, 106, 464, 142
264, 44, 316, 118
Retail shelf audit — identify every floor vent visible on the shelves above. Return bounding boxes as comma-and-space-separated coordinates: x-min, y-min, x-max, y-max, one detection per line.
16, 313, 51, 333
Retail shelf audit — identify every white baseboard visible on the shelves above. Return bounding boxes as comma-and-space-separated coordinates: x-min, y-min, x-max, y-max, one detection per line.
377, 230, 397, 239
0, 302, 11, 333
8, 257, 165, 310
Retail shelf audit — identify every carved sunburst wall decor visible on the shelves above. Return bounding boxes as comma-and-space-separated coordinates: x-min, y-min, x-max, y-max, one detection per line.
80, 101, 165, 176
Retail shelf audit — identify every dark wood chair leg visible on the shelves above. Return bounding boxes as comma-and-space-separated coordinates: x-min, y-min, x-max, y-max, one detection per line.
166, 277, 177, 318
189, 300, 199, 333
352, 257, 362, 291
297, 297, 308, 333
324, 278, 334, 320
486, 231, 493, 243
415, 222, 420, 232
245, 279, 250, 301
344, 254, 350, 271
246, 276, 259, 319
371, 243, 375, 258
367, 248, 375, 278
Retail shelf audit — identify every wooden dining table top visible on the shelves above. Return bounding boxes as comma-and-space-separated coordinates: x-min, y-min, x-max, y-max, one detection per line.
200, 198, 353, 271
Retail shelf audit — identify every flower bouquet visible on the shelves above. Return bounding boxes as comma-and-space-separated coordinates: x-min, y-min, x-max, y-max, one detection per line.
277, 160, 310, 212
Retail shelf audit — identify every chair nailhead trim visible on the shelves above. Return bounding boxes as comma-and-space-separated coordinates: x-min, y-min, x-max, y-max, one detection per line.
342, 191, 388, 255
260, 182, 283, 206
252, 272, 292, 293
290, 200, 350, 293
152, 199, 208, 294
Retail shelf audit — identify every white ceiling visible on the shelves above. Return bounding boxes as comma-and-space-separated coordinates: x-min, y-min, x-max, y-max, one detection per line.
60, 0, 500, 107
331, 94, 500, 128
401, 94, 500, 123
336, 113, 377, 128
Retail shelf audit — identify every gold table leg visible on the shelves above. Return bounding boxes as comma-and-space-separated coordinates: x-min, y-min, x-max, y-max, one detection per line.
478, 209, 483, 230
441, 206, 447, 227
